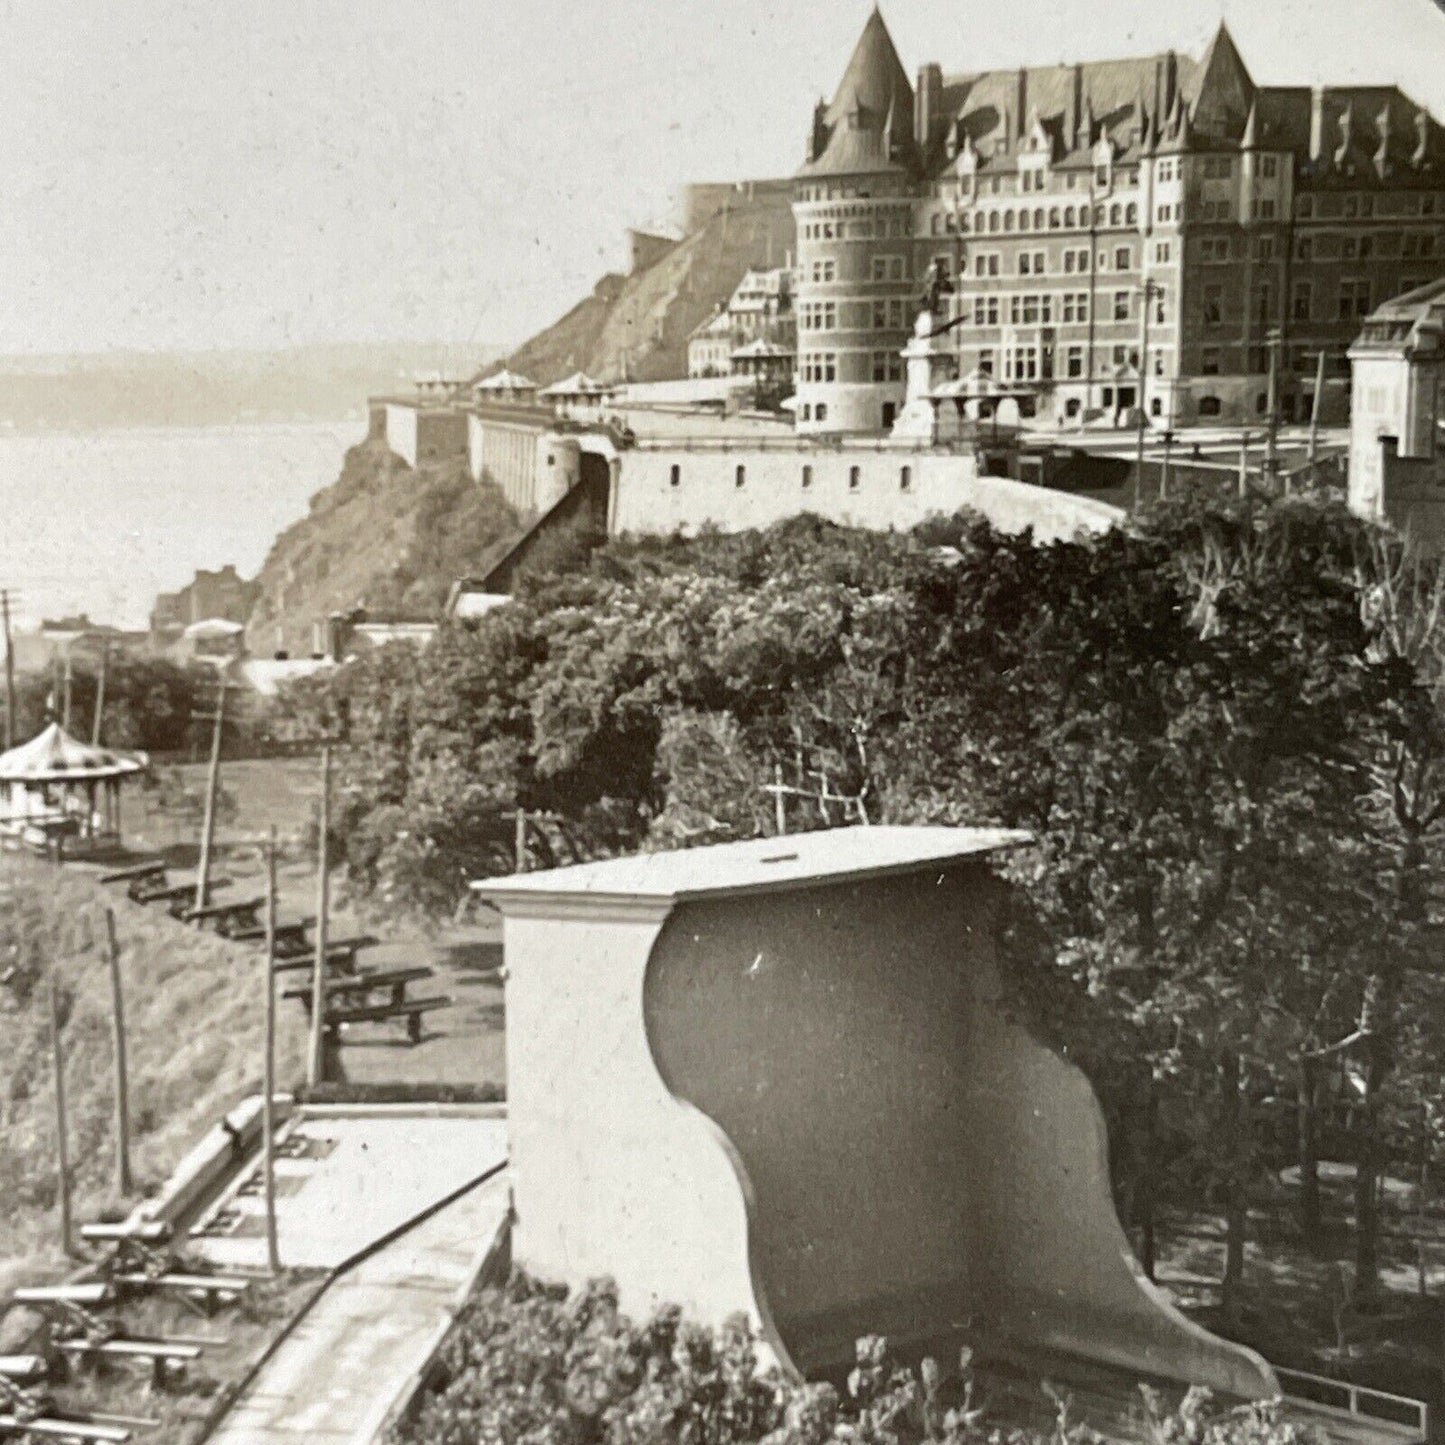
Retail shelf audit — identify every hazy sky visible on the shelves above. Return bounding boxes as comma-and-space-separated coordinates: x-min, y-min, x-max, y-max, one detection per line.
5, 0, 1445, 359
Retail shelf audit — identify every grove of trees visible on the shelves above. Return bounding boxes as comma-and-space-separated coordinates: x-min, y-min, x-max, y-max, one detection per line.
277, 496, 1445, 1328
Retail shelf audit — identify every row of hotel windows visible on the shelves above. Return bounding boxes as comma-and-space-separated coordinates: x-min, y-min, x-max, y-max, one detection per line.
1199, 278, 1378, 324
802, 215, 914, 241
668, 460, 918, 492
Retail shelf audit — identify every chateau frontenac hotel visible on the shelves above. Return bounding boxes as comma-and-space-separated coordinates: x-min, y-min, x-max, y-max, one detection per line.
792, 9, 1445, 433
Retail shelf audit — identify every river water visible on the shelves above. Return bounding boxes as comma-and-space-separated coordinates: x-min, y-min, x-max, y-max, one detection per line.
0, 419, 359, 629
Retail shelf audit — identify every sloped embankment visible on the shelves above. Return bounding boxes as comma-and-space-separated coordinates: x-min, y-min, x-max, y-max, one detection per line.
243, 439, 519, 657
0, 857, 310, 1294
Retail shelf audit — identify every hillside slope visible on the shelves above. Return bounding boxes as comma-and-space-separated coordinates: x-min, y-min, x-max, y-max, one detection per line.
244, 440, 520, 656
510, 187, 794, 384
0, 858, 309, 1292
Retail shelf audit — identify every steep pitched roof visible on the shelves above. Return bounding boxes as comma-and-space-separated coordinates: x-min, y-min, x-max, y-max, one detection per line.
799, 9, 914, 178
1191, 21, 1254, 139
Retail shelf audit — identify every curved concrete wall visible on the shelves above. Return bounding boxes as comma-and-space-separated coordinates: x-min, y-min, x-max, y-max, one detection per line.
643, 865, 1274, 1397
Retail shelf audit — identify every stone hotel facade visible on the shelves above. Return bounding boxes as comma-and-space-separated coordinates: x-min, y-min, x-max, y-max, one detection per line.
793, 10, 1445, 433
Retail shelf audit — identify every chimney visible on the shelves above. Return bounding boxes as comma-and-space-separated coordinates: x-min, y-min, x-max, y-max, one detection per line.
1152, 60, 1163, 148
1070, 64, 1085, 150
1164, 51, 1178, 118
915, 63, 943, 155
1016, 68, 1028, 143
1310, 86, 1326, 163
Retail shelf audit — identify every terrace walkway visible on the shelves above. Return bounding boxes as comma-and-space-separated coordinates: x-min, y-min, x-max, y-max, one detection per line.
209, 1167, 510, 1445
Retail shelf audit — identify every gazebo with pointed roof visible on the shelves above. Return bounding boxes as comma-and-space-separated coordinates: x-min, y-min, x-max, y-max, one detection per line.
0, 722, 149, 855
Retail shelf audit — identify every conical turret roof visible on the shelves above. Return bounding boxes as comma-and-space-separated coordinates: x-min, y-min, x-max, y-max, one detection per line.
1192, 20, 1254, 140
824, 8, 913, 131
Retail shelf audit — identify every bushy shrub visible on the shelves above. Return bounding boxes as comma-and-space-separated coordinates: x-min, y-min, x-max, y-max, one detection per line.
393, 1277, 1327, 1445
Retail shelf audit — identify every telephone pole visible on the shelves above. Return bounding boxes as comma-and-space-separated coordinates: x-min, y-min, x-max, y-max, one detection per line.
1, 588, 16, 750
263, 828, 281, 1274
1134, 279, 1163, 503
92, 641, 109, 746
103, 909, 132, 1197
1265, 327, 1282, 488
308, 745, 332, 1088
49, 977, 75, 1256
1307, 350, 1328, 484
194, 677, 228, 914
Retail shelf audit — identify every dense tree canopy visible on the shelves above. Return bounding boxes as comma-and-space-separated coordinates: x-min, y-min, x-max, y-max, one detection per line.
279, 498, 1445, 1304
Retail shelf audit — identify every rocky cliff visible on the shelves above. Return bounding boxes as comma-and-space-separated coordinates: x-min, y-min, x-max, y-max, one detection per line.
244, 439, 519, 656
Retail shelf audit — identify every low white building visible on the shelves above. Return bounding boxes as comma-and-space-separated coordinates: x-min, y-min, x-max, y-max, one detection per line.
1349, 279, 1445, 545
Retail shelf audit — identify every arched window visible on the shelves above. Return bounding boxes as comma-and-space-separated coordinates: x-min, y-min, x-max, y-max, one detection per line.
1049, 207, 1061, 228
988, 211, 1000, 234
1065, 205, 1076, 227
1199, 395, 1222, 418
1094, 203, 1106, 225
1126, 202, 1138, 225
816, 403, 828, 422
931, 214, 943, 235
1018, 209, 1030, 231
1110, 203, 1122, 226
1003, 209, 1015, 232
1034, 207, 1045, 229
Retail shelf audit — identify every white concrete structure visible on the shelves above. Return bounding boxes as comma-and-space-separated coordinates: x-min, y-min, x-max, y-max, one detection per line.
1349, 278, 1445, 527
473, 826, 1279, 1398
611, 442, 1122, 540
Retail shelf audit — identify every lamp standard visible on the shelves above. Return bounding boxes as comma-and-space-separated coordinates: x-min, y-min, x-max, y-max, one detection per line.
1135, 279, 1165, 500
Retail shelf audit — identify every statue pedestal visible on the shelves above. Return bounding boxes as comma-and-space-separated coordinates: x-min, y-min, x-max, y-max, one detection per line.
890, 311, 961, 444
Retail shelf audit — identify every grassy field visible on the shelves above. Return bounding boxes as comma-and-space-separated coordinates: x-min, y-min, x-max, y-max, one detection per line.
0, 855, 310, 1295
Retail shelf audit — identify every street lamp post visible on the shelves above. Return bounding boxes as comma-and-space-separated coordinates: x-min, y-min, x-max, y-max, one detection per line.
1265, 326, 1282, 489
1135, 279, 1164, 503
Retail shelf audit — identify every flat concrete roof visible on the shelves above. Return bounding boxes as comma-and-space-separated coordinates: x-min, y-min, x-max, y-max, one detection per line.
472, 825, 1031, 910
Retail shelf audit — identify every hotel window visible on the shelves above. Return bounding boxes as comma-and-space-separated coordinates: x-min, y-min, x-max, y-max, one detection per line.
1153, 288, 1166, 324
1424, 194, 1438, 216
1154, 240, 1172, 263
1049, 207, 1061, 228
1254, 236, 1275, 261
1064, 205, 1077, 226
1033, 207, 1046, 229
1114, 245, 1132, 270
1253, 198, 1277, 220
801, 465, 813, 489
973, 295, 1000, 325
816, 403, 828, 422
900, 465, 912, 492
1255, 284, 1272, 323
1019, 250, 1045, 276
1113, 290, 1130, 321
1295, 236, 1313, 261
1065, 344, 1084, 378
1297, 195, 1315, 219
1344, 196, 1360, 219
1109, 203, 1122, 226
1201, 348, 1221, 375
977, 349, 995, 375
1203, 156, 1232, 180
1260, 155, 1279, 179
1292, 282, 1312, 321
669, 464, 681, 488
1338, 279, 1371, 319
735, 465, 746, 488
988, 211, 1001, 233
1203, 286, 1223, 324
849, 466, 861, 490
871, 351, 902, 383
1003, 209, 1016, 232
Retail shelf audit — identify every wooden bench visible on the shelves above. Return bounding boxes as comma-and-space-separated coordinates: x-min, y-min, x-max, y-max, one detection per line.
0, 1357, 47, 1385
325, 995, 451, 1044
12, 1284, 113, 1309
99, 861, 165, 887
140, 878, 231, 915
55, 1337, 200, 1388
112, 1273, 248, 1316
182, 897, 264, 933
271, 937, 380, 977
283, 967, 432, 1014
80, 1221, 170, 1246
0, 1414, 131, 1442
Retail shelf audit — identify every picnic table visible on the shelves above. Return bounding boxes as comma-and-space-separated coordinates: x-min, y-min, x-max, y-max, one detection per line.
81, 1219, 172, 1280
139, 877, 231, 916
54, 1336, 200, 1389
270, 935, 380, 976
282, 966, 433, 1015
111, 1272, 248, 1317
325, 992, 452, 1044
98, 861, 165, 889
181, 896, 264, 935
230, 915, 315, 950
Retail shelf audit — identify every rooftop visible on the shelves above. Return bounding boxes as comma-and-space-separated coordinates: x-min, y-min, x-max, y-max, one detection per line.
472, 824, 1031, 911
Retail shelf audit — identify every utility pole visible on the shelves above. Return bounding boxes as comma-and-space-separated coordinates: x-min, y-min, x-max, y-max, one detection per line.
773, 764, 787, 836
1265, 327, 1282, 489
92, 642, 108, 746
103, 908, 132, 1197
1, 588, 15, 750
1134, 280, 1161, 504
61, 648, 72, 732
308, 744, 331, 1088
194, 677, 228, 914
1307, 349, 1327, 484
1238, 430, 1251, 498
49, 977, 74, 1257
263, 827, 281, 1274
514, 808, 527, 873
1160, 430, 1174, 503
